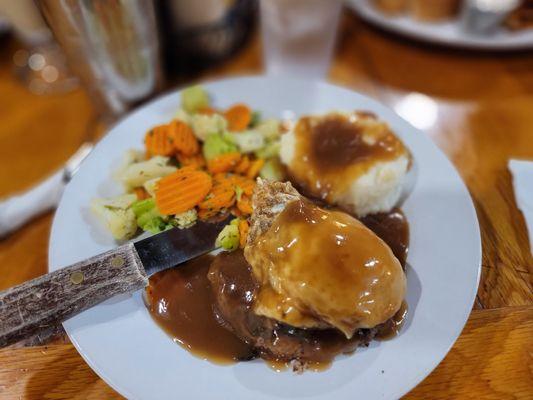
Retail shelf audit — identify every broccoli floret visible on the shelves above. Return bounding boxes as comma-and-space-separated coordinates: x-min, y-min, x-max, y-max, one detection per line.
181, 85, 210, 113
249, 111, 261, 128
254, 141, 281, 159
215, 222, 240, 251
202, 133, 238, 160
138, 210, 167, 234
131, 198, 156, 217
130, 198, 168, 234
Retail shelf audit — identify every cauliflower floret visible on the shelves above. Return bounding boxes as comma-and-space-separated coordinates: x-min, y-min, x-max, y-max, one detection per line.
190, 113, 227, 142
117, 156, 176, 189
96, 193, 137, 209
231, 130, 264, 153
256, 119, 281, 140
143, 177, 160, 197
91, 194, 138, 240
172, 209, 198, 229
174, 108, 191, 124
113, 149, 145, 181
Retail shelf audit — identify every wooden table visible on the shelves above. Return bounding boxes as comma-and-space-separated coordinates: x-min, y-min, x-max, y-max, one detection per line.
0, 11, 532, 399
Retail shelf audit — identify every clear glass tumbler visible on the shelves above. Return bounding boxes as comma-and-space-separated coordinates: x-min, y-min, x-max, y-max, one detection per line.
260, 0, 343, 79
37, 0, 163, 121
0, 0, 77, 94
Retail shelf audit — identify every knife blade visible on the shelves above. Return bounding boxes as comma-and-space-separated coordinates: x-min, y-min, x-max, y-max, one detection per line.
135, 216, 231, 277
0, 216, 232, 348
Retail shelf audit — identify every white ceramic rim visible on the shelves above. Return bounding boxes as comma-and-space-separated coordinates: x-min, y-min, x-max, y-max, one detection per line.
49, 76, 481, 400
348, 0, 533, 51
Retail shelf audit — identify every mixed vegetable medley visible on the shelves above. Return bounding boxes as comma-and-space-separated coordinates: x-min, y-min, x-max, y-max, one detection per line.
91, 85, 285, 250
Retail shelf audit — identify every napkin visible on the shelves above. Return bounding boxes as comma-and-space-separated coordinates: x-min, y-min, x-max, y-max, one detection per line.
508, 159, 533, 253
0, 170, 65, 238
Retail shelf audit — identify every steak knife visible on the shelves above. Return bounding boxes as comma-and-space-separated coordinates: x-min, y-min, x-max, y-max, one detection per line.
0, 216, 231, 348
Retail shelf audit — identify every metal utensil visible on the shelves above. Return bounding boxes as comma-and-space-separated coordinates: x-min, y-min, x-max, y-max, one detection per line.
0, 216, 231, 348
0, 142, 93, 238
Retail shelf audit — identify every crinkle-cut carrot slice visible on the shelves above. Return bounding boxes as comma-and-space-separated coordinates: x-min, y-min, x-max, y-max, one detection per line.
238, 219, 249, 248
224, 103, 252, 131
198, 174, 236, 211
246, 158, 265, 179
234, 155, 250, 174
145, 125, 175, 157
230, 175, 256, 196
236, 195, 253, 215
207, 152, 241, 174
177, 152, 206, 169
168, 120, 199, 156
133, 187, 150, 200
155, 168, 212, 215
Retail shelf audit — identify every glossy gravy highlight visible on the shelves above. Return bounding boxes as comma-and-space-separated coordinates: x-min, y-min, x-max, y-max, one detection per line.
146, 208, 409, 366
245, 200, 407, 337
146, 254, 255, 364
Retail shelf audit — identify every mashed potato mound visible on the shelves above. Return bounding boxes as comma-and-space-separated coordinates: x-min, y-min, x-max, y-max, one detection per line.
280, 111, 411, 217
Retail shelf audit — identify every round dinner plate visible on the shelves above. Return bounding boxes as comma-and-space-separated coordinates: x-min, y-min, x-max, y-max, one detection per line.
49, 77, 481, 400
348, 0, 533, 51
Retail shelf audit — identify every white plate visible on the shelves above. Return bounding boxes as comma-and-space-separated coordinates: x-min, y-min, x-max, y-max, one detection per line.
49, 77, 481, 400
348, 0, 533, 50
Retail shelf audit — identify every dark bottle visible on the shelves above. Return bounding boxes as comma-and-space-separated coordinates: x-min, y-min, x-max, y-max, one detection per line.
157, 0, 257, 78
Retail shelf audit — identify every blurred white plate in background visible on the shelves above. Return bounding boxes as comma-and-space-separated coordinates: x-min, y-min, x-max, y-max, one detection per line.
348, 0, 533, 50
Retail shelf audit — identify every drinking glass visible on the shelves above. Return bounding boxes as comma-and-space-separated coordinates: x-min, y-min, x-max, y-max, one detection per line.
260, 0, 343, 79
37, 0, 163, 121
0, 0, 77, 94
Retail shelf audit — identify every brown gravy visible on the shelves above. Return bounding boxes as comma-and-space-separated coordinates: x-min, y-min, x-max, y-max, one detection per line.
146, 208, 410, 368
266, 300, 408, 372
246, 200, 406, 336
311, 116, 399, 169
290, 113, 407, 201
208, 250, 377, 365
146, 254, 255, 364
361, 208, 409, 268
376, 301, 409, 340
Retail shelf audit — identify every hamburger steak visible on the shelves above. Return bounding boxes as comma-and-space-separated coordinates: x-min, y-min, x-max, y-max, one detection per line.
207, 180, 408, 368
208, 250, 378, 365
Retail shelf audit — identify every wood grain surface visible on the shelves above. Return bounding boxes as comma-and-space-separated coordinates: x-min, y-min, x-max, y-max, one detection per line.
0, 10, 531, 399
0, 307, 530, 399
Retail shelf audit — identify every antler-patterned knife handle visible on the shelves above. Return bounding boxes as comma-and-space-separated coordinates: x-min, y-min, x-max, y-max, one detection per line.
0, 242, 147, 347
